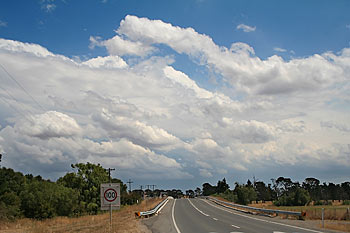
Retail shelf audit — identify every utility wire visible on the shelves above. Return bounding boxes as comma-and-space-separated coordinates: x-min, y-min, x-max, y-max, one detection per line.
0, 84, 36, 117
0, 96, 33, 123
0, 63, 46, 112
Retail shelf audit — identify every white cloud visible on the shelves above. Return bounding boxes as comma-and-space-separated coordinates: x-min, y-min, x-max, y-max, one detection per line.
40, 0, 56, 12
321, 121, 350, 132
109, 15, 348, 96
274, 47, 287, 53
17, 111, 81, 139
1, 15, 350, 185
0, 20, 7, 27
82, 55, 128, 69
0, 38, 55, 57
220, 119, 276, 144
90, 35, 156, 57
92, 109, 182, 150
236, 23, 256, 32
163, 66, 213, 99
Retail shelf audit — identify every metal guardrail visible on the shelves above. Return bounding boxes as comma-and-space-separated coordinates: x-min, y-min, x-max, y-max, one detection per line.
136, 197, 169, 218
207, 197, 304, 217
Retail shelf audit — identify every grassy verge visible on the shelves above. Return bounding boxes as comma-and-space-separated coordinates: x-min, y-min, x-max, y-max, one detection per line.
249, 204, 350, 220
0, 198, 162, 233
212, 196, 350, 232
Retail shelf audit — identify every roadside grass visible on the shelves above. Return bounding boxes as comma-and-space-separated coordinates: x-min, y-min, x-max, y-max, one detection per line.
0, 198, 162, 233
322, 220, 350, 232
249, 203, 350, 221
212, 196, 350, 232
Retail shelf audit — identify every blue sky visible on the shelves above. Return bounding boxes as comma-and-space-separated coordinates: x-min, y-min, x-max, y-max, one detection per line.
2, 0, 350, 59
0, 0, 350, 190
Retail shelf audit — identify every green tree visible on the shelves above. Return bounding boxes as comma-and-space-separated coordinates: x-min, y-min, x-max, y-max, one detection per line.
0, 191, 22, 220
274, 187, 310, 206
20, 179, 79, 219
234, 183, 257, 205
202, 183, 216, 196
216, 178, 229, 194
302, 177, 321, 201
254, 181, 272, 201
0, 167, 26, 220
57, 162, 109, 214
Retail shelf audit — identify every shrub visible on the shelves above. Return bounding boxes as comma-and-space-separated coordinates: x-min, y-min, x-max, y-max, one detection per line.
343, 200, 350, 205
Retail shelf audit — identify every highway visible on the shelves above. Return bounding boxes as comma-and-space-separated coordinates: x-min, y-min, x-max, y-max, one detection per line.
143, 198, 333, 233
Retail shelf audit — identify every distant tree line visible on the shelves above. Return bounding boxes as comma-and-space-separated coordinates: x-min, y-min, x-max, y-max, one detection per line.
202, 177, 350, 206
0, 163, 142, 220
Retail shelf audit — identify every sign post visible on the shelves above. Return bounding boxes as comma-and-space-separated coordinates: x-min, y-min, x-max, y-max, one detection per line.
101, 183, 120, 229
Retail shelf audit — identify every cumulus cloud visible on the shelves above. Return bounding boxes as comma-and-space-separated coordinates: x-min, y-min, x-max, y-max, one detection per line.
102, 15, 349, 96
93, 109, 182, 150
1, 15, 350, 185
16, 111, 81, 139
163, 66, 213, 98
82, 55, 128, 69
220, 119, 276, 143
0, 38, 55, 57
90, 35, 156, 57
236, 23, 256, 32
321, 121, 350, 132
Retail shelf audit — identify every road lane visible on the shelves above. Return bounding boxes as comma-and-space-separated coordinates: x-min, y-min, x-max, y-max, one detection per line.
143, 197, 333, 233
190, 198, 325, 233
174, 198, 236, 233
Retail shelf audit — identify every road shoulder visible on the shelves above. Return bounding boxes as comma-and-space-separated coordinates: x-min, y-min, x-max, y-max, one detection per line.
141, 198, 177, 233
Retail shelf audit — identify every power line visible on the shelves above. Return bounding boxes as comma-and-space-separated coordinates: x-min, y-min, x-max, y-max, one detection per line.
0, 96, 33, 123
0, 63, 78, 139
0, 63, 46, 112
0, 84, 36, 116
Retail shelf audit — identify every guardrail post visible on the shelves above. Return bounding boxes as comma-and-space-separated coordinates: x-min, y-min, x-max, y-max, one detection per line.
321, 208, 324, 228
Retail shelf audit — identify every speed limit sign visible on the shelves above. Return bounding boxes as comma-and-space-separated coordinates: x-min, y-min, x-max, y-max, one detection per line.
104, 188, 117, 202
101, 183, 120, 210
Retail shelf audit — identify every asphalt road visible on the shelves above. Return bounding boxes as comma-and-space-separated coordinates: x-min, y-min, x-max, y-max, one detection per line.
143, 198, 335, 233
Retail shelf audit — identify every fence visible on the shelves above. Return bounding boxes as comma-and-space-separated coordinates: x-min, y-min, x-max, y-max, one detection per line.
207, 197, 304, 218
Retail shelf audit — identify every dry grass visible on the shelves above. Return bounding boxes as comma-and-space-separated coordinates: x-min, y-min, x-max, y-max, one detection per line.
250, 202, 350, 232
0, 198, 163, 233
217, 197, 350, 232
250, 203, 350, 221
321, 220, 350, 232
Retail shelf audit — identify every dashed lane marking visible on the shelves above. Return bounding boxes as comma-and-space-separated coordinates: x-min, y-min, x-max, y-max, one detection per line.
231, 224, 240, 228
213, 217, 218, 221
202, 199, 323, 233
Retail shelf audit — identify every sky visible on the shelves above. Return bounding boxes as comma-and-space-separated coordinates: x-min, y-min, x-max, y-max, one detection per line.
0, 0, 349, 191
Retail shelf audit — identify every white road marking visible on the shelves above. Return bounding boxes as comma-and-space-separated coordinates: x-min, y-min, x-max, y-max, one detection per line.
231, 224, 240, 228
213, 217, 218, 221
202, 199, 324, 233
156, 198, 169, 214
188, 198, 210, 216
172, 199, 181, 233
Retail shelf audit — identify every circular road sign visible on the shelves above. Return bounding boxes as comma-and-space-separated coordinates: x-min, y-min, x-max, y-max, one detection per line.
104, 188, 117, 202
